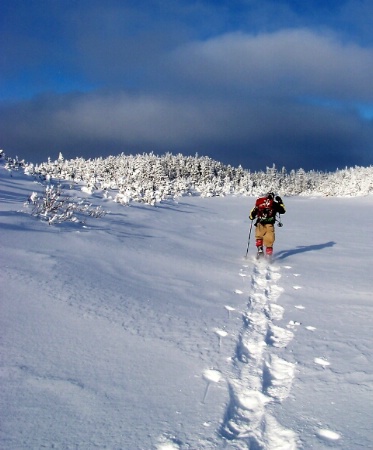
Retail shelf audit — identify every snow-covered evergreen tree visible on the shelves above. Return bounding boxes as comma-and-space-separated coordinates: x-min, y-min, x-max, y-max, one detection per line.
3, 150, 373, 207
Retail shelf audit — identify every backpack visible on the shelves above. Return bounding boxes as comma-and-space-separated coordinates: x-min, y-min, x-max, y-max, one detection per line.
255, 196, 275, 221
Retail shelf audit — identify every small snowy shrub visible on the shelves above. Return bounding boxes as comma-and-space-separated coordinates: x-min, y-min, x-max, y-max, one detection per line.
28, 184, 106, 225
4, 154, 26, 172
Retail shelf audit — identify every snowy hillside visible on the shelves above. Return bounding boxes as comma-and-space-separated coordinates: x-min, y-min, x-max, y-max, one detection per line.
1, 160, 373, 449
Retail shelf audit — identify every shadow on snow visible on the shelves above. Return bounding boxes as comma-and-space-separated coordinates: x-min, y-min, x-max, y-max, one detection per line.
275, 241, 336, 260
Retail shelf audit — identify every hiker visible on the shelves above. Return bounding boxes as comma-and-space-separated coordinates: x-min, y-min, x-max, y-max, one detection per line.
249, 192, 286, 258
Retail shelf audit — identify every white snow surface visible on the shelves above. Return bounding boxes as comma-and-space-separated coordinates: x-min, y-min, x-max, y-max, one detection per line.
1, 165, 373, 450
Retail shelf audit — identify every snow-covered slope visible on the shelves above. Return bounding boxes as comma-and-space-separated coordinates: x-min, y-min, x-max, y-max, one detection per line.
1, 164, 372, 449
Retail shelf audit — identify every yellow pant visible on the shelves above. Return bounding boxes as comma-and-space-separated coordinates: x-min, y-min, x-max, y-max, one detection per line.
255, 223, 275, 248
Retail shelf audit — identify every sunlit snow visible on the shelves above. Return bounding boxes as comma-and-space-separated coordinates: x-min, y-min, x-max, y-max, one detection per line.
1, 159, 372, 449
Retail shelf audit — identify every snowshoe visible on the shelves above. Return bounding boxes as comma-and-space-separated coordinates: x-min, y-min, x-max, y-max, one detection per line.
256, 247, 264, 259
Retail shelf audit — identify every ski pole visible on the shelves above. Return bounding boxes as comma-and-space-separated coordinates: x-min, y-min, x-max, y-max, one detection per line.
245, 220, 254, 258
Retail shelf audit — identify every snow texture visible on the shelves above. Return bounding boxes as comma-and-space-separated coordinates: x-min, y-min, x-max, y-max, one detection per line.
1, 159, 373, 449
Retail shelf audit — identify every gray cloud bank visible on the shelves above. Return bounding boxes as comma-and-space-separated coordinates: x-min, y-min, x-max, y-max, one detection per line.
1, 27, 373, 171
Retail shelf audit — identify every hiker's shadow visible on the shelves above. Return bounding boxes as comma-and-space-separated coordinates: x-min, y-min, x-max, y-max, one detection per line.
275, 241, 336, 260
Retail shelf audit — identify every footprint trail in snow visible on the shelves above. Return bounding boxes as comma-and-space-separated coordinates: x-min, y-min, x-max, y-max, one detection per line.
220, 258, 298, 449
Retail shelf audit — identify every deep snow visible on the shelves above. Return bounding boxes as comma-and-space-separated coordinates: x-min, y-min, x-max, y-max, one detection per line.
1, 164, 372, 449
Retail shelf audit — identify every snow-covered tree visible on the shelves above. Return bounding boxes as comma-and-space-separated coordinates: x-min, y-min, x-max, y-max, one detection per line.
2, 150, 372, 207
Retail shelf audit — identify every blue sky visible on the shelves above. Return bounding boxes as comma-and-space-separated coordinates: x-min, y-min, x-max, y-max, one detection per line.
1, 0, 373, 170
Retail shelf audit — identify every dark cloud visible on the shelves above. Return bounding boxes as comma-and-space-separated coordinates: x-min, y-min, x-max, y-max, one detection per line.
1, 87, 372, 171
1, 1, 373, 170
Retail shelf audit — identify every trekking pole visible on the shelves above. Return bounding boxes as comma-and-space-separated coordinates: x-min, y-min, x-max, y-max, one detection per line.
245, 220, 254, 258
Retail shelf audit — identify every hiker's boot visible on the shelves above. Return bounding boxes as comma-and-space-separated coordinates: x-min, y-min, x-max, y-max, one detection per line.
266, 247, 273, 261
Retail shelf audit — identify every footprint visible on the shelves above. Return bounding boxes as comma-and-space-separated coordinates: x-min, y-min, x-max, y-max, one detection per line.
223, 387, 269, 438
221, 258, 298, 446
268, 271, 281, 282
264, 415, 298, 449
266, 285, 284, 301
314, 357, 330, 367
267, 325, 294, 348
238, 337, 266, 363
266, 303, 284, 321
264, 354, 295, 401
237, 388, 269, 411
253, 276, 268, 289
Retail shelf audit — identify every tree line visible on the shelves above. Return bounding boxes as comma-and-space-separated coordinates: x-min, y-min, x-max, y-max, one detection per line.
3, 151, 373, 206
